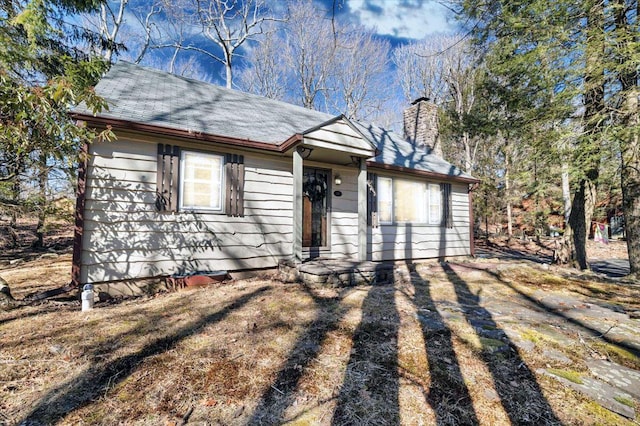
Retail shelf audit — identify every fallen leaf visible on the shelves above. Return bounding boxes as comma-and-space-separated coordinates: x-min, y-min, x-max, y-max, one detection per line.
203, 399, 217, 407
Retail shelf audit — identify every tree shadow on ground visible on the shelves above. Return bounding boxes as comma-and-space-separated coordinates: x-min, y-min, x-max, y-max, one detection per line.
477, 265, 640, 359
20, 286, 270, 425
475, 242, 553, 264
409, 267, 479, 425
441, 263, 561, 425
248, 285, 350, 425
331, 284, 400, 425
0, 303, 77, 327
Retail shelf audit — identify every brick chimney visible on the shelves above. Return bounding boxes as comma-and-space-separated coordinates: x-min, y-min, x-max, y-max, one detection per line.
403, 97, 442, 157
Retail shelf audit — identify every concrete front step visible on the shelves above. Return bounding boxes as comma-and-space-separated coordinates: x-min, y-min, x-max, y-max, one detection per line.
278, 259, 394, 287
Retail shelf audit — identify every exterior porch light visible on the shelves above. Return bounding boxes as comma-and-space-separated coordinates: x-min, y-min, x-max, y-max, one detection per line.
298, 146, 313, 159
334, 175, 342, 185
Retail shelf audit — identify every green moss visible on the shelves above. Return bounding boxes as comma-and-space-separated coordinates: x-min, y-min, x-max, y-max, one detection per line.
584, 400, 631, 424
594, 342, 640, 370
520, 329, 545, 343
480, 337, 505, 350
548, 368, 583, 384
614, 395, 635, 408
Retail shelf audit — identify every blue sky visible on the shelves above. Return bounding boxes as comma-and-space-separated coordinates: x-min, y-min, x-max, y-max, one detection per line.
114, 0, 459, 116
118, 0, 458, 61
331, 0, 456, 41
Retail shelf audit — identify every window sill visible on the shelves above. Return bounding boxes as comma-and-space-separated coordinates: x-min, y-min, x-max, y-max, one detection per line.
178, 209, 226, 214
378, 222, 443, 227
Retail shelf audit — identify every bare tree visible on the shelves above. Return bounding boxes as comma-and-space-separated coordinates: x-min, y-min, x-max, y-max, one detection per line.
441, 36, 482, 172
150, 0, 197, 74
82, 0, 164, 64
81, 0, 129, 61
330, 26, 391, 120
153, 0, 279, 88
395, 35, 483, 172
392, 36, 451, 105
239, 0, 391, 120
132, 3, 162, 64
237, 25, 287, 100
282, 0, 337, 109
99, 0, 129, 62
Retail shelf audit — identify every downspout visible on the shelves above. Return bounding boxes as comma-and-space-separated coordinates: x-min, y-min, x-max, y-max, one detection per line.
71, 141, 89, 287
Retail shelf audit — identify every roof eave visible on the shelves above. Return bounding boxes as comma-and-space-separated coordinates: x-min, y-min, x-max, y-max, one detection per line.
72, 113, 302, 152
366, 161, 480, 184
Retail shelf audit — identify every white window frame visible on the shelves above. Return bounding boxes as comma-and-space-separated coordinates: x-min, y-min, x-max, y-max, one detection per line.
377, 176, 394, 224
377, 177, 442, 225
179, 150, 225, 212
427, 183, 442, 225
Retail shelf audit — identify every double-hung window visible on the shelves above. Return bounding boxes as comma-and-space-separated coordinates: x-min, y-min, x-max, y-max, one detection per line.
156, 144, 244, 216
180, 151, 224, 211
377, 176, 443, 225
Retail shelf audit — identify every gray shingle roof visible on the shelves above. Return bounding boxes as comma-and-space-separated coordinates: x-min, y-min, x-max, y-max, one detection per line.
352, 121, 476, 180
75, 61, 475, 181
73, 61, 334, 145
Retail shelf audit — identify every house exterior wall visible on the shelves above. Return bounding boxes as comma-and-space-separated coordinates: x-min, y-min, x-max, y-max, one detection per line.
329, 167, 359, 259
368, 178, 471, 261
80, 132, 473, 285
81, 133, 294, 283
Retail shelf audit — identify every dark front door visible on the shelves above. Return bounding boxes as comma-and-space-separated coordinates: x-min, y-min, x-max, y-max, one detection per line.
302, 168, 328, 247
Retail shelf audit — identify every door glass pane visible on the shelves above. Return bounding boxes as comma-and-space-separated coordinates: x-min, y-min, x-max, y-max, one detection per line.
303, 168, 328, 247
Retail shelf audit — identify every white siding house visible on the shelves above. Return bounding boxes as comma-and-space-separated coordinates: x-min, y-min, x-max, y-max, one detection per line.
71, 62, 478, 290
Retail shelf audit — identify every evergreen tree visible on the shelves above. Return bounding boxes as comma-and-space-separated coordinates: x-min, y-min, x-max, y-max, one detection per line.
610, 0, 640, 275
459, 0, 633, 271
0, 0, 112, 247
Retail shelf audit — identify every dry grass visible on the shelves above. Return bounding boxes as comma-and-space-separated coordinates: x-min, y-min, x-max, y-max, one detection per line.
1, 256, 638, 425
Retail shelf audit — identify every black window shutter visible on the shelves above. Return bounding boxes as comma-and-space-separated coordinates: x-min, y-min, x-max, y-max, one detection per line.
367, 172, 379, 228
225, 154, 245, 217
156, 144, 180, 212
441, 182, 453, 228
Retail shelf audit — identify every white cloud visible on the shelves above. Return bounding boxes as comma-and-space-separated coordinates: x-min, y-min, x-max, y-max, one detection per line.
347, 0, 452, 39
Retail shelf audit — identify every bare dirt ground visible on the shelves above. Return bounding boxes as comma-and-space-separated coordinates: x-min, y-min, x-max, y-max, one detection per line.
476, 236, 631, 277
1, 252, 639, 425
476, 236, 629, 262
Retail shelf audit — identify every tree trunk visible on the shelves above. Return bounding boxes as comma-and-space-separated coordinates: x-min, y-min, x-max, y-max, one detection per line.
225, 62, 233, 89
616, 0, 640, 276
504, 142, 513, 237
8, 152, 22, 248
562, 161, 571, 227
33, 152, 47, 249
568, 178, 597, 269
463, 131, 473, 173
563, 0, 604, 269
622, 120, 640, 276
9, 172, 19, 248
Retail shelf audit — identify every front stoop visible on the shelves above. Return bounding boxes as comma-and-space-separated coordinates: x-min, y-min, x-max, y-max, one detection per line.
279, 259, 394, 286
